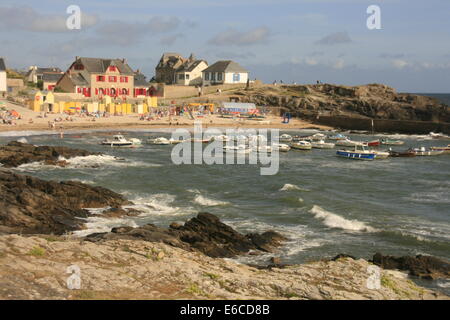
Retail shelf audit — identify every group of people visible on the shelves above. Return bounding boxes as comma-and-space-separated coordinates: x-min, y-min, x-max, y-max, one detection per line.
1, 110, 21, 125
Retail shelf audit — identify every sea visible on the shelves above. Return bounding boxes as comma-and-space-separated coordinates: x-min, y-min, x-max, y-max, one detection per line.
1, 127, 449, 294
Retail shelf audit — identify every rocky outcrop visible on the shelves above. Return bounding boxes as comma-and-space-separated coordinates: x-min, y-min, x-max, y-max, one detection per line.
234, 83, 450, 123
0, 170, 134, 235
86, 212, 287, 258
0, 141, 99, 168
0, 234, 447, 300
372, 253, 450, 280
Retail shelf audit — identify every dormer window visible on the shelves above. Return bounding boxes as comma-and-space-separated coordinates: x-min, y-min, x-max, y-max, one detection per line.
109, 66, 117, 72
74, 64, 84, 70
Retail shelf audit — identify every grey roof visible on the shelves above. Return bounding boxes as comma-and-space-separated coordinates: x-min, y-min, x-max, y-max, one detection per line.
42, 72, 64, 82
176, 60, 207, 73
37, 67, 61, 74
68, 73, 89, 86
202, 60, 248, 73
134, 72, 149, 87
75, 57, 134, 75
0, 58, 6, 71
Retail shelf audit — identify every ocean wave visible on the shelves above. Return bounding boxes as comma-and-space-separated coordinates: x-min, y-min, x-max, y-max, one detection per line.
279, 183, 310, 192
405, 191, 450, 204
125, 193, 194, 217
194, 194, 230, 206
73, 215, 139, 237
309, 205, 377, 232
15, 154, 161, 171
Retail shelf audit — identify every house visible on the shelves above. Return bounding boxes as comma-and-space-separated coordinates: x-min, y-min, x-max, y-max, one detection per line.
56, 57, 148, 98
133, 70, 150, 97
6, 78, 25, 95
26, 66, 62, 83
42, 72, 64, 91
174, 57, 208, 86
202, 60, 249, 86
155, 53, 208, 85
0, 58, 6, 93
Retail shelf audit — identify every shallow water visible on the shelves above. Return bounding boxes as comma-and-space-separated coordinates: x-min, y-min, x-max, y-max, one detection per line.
2, 129, 449, 293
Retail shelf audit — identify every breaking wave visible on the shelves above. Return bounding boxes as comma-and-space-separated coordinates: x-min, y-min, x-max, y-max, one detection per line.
279, 183, 310, 192
309, 205, 377, 232
194, 194, 230, 206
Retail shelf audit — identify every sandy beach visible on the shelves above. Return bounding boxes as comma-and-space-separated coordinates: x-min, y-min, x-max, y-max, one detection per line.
0, 99, 332, 133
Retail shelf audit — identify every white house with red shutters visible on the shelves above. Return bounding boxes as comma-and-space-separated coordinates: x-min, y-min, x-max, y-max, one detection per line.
55, 57, 149, 99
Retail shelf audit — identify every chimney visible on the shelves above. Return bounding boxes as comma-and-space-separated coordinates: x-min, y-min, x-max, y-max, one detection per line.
75, 56, 79, 61
122, 58, 126, 64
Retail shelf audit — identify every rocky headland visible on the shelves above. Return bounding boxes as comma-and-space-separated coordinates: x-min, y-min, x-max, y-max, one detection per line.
232, 83, 450, 122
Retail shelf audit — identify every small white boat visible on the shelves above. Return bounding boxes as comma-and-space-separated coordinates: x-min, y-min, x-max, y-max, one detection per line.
129, 138, 142, 145
311, 140, 335, 149
336, 145, 376, 161
148, 137, 170, 145
212, 135, 231, 142
232, 135, 249, 143
169, 138, 185, 144
252, 145, 272, 153
370, 150, 390, 159
272, 143, 291, 152
327, 133, 348, 141
335, 138, 365, 147
429, 132, 450, 140
249, 134, 267, 144
291, 141, 312, 150
223, 144, 251, 154
310, 133, 327, 141
101, 134, 134, 147
279, 134, 293, 142
412, 147, 444, 156
380, 138, 404, 146
430, 144, 450, 154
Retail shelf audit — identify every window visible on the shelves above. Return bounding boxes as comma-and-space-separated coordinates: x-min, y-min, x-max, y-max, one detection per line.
204, 72, 209, 81
178, 74, 184, 80
109, 76, 117, 82
217, 73, 222, 81
97, 75, 105, 82
120, 76, 128, 83
185, 74, 190, 80
211, 72, 216, 81
109, 66, 117, 72
74, 64, 84, 70
233, 73, 240, 82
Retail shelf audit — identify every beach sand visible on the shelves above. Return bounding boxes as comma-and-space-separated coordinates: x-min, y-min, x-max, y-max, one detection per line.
0, 99, 333, 133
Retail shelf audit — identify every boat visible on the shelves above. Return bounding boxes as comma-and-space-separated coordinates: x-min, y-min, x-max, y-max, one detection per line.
429, 132, 450, 139
279, 134, 293, 142
101, 134, 134, 147
388, 150, 416, 157
272, 143, 291, 152
367, 140, 381, 147
169, 138, 185, 144
336, 145, 376, 161
212, 134, 231, 142
291, 141, 312, 150
411, 147, 445, 156
252, 145, 272, 153
148, 137, 170, 145
232, 135, 249, 143
335, 138, 365, 147
370, 150, 390, 159
327, 133, 348, 141
311, 140, 335, 149
380, 138, 404, 146
223, 145, 251, 154
309, 133, 327, 141
248, 134, 267, 144
430, 144, 450, 154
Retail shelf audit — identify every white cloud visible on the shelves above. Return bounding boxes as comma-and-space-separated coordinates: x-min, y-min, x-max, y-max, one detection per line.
392, 59, 408, 69
316, 32, 352, 46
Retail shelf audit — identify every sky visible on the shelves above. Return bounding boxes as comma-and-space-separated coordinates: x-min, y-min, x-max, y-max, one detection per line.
0, 0, 449, 92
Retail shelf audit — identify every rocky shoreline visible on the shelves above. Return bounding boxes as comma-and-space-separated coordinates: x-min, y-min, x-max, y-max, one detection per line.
0, 142, 449, 300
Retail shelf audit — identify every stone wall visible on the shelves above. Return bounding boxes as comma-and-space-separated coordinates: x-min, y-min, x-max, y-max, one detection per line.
311, 115, 450, 134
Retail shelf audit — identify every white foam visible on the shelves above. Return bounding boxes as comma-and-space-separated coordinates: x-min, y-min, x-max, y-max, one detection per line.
73, 216, 139, 237
309, 205, 377, 232
279, 184, 310, 192
14, 154, 161, 171
16, 137, 28, 144
125, 193, 194, 217
194, 194, 230, 206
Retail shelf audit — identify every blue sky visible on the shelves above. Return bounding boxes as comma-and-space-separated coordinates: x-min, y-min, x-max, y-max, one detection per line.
0, 0, 449, 92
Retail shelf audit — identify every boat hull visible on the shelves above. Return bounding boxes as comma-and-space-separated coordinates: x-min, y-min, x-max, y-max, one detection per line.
336, 150, 375, 160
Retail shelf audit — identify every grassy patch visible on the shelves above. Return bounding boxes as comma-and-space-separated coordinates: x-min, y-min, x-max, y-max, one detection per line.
45, 236, 61, 242
381, 274, 412, 299
185, 283, 208, 297
28, 246, 46, 257
204, 272, 220, 280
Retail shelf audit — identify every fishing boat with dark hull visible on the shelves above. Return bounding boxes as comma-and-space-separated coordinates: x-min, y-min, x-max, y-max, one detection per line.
388, 150, 416, 157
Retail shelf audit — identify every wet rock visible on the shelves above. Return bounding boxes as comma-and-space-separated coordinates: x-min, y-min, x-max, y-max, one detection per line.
270, 257, 281, 265
0, 170, 132, 235
85, 212, 287, 259
371, 253, 450, 280
0, 141, 99, 168
331, 254, 356, 261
